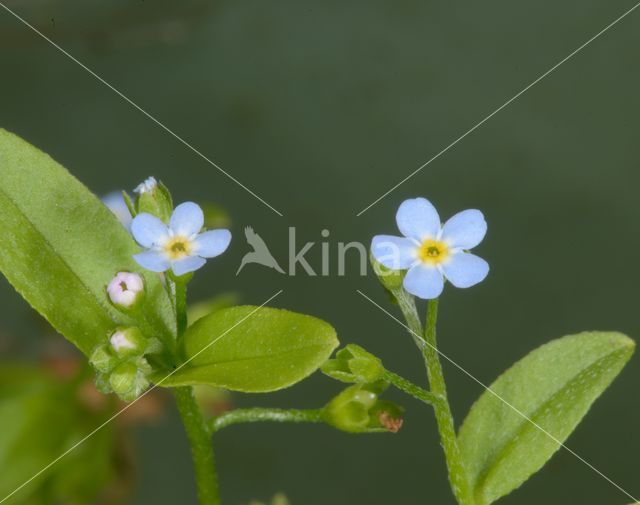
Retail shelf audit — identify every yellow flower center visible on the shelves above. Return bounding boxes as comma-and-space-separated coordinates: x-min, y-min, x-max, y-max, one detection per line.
418, 239, 449, 265
164, 236, 192, 260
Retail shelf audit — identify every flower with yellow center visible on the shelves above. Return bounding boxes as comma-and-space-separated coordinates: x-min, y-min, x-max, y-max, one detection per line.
131, 202, 231, 276
371, 197, 489, 299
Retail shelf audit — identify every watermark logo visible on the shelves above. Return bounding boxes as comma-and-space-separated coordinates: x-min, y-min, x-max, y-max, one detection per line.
236, 227, 370, 276
236, 227, 285, 275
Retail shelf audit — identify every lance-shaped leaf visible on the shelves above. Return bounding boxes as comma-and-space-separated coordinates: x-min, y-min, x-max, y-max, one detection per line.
458, 331, 635, 505
157, 306, 339, 392
0, 129, 175, 355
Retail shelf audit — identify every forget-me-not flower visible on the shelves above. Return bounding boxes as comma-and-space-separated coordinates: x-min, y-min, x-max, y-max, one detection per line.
371, 197, 489, 300
131, 202, 231, 276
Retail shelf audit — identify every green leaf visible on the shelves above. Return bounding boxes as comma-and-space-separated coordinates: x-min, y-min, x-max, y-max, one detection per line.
0, 129, 175, 355
157, 306, 339, 392
458, 331, 635, 505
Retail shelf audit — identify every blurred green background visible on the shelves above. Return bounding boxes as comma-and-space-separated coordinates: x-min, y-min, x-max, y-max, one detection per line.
1, 0, 639, 503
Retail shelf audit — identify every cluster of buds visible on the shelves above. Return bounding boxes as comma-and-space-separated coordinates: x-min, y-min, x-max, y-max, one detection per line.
90, 327, 159, 402
91, 271, 160, 401
322, 381, 403, 434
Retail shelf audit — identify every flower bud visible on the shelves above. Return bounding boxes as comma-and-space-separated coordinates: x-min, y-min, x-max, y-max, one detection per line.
109, 327, 146, 358
89, 344, 117, 373
107, 272, 144, 310
108, 358, 152, 402
134, 176, 173, 223
323, 383, 403, 434
370, 253, 405, 292
322, 344, 384, 384
109, 362, 137, 396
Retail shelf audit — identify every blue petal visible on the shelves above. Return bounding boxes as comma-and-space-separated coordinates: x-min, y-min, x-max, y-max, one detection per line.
371, 235, 416, 269
441, 252, 489, 288
102, 192, 132, 228
441, 209, 487, 249
194, 229, 232, 258
172, 255, 207, 276
396, 198, 441, 241
133, 250, 170, 272
131, 213, 169, 248
403, 264, 444, 300
170, 202, 204, 237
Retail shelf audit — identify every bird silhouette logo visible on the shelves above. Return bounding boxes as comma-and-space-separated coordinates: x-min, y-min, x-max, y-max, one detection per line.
236, 226, 285, 275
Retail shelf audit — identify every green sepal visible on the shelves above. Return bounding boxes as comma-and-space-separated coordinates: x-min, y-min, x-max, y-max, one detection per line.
322, 383, 402, 433
322, 344, 385, 384
369, 253, 406, 291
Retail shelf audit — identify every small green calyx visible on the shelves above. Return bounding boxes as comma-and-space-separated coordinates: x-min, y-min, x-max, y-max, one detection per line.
322, 344, 385, 384
109, 360, 152, 401
133, 176, 173, 222
89, 344, 117, 373
370, 253, 405, 291
322, 382, 404, 434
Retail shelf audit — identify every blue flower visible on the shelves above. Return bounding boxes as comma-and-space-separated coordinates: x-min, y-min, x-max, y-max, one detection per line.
131, 202, 231, 276
371, 197, 489, 300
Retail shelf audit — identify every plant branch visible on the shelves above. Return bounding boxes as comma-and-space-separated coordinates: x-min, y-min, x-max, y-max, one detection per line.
209, 407, 325, 433
382, 369, 441, 407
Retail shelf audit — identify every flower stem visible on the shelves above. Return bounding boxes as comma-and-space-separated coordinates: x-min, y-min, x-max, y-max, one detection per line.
392, 288, 473, 505
422, 299, 473, 505
209, 408, 325, 433
170, 275, 188, 337
382, 369, 441, 407
174, 387, 220, 505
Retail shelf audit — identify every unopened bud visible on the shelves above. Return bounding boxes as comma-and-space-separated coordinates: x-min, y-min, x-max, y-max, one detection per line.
134, 176, 158, 195
134, 176, 173, 222
110, 327, 146, 357
107, 272, 144, 309
89, 344, 117, 373
109, 362, 137, 396
322, 344, 384, 384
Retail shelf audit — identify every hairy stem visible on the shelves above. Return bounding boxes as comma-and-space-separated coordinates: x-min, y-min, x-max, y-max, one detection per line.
382, 369, 441, 407
175, 387, 220, 505
210, 408, 325, 433
423, 299, 473, 505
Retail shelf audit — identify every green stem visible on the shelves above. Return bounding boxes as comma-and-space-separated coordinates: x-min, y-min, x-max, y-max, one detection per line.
170, 275, 188, 337
169, 273, 219, 505
174, 387, 220, 505
423, 299, 473, 505
209, 408, 325, 433
382, 369, 441, 407
392, 287, 427, 349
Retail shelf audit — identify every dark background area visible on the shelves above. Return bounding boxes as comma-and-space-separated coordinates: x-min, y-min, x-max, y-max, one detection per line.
1, 0, 639, 503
